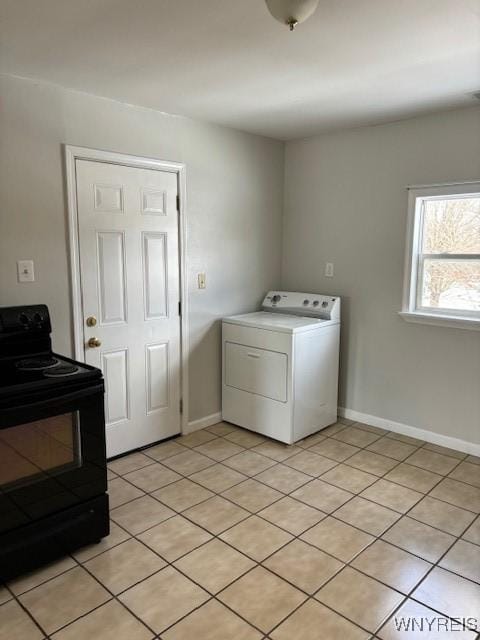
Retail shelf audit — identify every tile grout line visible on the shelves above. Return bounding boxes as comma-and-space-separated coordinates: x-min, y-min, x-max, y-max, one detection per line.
13, 436, 275, 635
386, 454, 480, 632
262, 440, 478, 637
19, 465, 479, 639
355, 452, 479, 636
110, 425, 479, 520
200, 426, 479, 634
5, 422, 475, 636
6, 587, 50, 639
2, 421, 478, 638
109, 425, 470, 636
5, 432, 478, 608
179, 423, 421, 637
256, 430, 431, 636
1, 440, 221, 636
35, 423, 386, 637
6, 534, 162, 638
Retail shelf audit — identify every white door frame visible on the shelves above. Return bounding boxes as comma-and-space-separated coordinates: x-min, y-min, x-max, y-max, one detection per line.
64, 144, 189, 435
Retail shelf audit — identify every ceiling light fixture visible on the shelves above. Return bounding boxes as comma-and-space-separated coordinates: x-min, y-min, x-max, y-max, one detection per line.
265, 0, 320, 31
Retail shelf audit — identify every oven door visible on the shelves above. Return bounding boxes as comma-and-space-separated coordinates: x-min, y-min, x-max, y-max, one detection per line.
0, 382, 106, 534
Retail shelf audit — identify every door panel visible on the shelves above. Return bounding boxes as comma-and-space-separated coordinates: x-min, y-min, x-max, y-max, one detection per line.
76, 160, 181, 457
94, 184, 124, 213
97, 231, 127, 325
146, 342, 169, 414
141, 188, 167, 215
142, 232, 168, 319
103, 349, 129, 426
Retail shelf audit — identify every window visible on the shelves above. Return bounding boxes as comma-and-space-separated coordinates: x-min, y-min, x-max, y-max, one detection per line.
401, 182, 480, 329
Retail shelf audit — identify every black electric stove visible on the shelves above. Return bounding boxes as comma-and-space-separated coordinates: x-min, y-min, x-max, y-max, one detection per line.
0, 304, 109, 581
0, 353, 102, 405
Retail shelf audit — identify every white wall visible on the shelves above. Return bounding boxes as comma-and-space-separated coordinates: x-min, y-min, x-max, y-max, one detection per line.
283, 107, 480, 446
2, 73, 478, 447
0, 74, 284, 423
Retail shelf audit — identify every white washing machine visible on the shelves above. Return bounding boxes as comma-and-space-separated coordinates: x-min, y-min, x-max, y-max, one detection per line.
222, 291, 341, 444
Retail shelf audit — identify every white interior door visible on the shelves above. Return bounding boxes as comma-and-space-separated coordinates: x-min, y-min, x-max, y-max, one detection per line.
75, 159, 181, 457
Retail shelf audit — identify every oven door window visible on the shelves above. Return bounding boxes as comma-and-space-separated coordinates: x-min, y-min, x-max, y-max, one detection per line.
0, 412, 82, 492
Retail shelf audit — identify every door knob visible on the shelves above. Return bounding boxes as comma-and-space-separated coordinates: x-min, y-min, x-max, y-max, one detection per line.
88, 337, 102, 348
86, 316, 97, 327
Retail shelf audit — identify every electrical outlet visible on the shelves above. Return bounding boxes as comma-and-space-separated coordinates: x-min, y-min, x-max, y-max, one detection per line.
198, 273, 206, 289
325, 262, 334, 277
17, 260, 35, 283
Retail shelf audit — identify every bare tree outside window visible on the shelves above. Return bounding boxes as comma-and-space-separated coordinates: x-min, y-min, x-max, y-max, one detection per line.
420, 198, 480, 311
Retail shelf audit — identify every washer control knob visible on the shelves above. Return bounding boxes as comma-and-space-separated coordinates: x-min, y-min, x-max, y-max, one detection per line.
303, 299, 309, 305
322, 301, 328, 308
313, 300, 319, 307
272, 294, 281, 303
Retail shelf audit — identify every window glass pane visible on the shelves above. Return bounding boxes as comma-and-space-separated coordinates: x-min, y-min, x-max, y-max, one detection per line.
421, 259, 480, 311
422, 197, 480, 254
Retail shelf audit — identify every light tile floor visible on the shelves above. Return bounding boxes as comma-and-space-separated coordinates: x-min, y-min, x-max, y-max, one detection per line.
1, 419, 479, 639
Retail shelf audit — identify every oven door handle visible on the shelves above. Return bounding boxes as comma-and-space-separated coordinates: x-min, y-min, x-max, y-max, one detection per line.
4, 383, 104, 413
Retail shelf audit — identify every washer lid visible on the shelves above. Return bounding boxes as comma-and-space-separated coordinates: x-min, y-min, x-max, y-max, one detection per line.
222, 311, 337, 333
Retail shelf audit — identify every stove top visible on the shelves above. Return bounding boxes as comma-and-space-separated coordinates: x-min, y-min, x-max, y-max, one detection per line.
0, 305, 103, 404
0, 353, 100, 394
43, 363, 80, 377
16, 356, 60, 371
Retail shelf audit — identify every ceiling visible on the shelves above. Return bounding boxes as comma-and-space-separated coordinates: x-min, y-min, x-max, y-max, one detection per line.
1, 0, 479, 140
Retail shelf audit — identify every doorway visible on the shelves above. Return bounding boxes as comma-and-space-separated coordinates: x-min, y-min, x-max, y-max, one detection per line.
65, 146, 188, 457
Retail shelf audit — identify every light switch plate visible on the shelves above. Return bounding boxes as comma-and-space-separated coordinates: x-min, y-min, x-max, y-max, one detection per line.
325, 262, 334, 277
198, 273, 206, 289
17, 260, 35, 283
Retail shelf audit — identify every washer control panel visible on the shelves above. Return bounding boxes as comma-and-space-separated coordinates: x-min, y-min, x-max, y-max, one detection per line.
262, 291, 340, 321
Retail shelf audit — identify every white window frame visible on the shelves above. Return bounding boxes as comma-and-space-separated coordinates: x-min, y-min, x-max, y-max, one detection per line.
400, 181, 480, 331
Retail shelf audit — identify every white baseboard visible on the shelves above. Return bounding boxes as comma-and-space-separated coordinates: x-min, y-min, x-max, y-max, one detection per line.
185, 406, 479, 456
185, 411, 222, 435
338, 407, 480, 457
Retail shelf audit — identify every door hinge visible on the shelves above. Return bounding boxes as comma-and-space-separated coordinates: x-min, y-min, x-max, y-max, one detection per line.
178, 301, 182, 316
179, 398, 183, 414
176, 194, 180, 211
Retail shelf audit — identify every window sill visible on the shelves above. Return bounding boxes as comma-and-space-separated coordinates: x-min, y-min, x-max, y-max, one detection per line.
399, 311, 480, 331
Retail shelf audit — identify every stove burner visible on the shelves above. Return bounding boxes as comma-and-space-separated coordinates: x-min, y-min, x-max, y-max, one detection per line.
43, 364, 80, 378
16, 357, 59, 371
